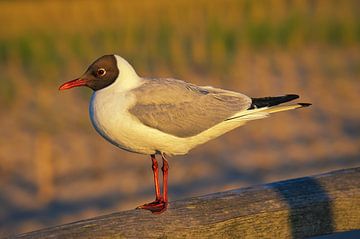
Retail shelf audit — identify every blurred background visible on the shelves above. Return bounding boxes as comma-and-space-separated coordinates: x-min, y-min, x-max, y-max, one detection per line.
0, 0, 359, 236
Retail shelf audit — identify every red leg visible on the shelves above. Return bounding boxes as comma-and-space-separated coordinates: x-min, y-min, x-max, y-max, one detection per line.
136, 154, 168, 214
162, 154, 169, 203
151, 154, 161, 201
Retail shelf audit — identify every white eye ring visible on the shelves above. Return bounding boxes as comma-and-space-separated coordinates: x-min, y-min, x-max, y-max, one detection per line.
97, 68, 106, 76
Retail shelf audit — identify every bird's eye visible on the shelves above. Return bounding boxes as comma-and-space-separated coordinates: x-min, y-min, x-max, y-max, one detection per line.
97, 68, 106, 77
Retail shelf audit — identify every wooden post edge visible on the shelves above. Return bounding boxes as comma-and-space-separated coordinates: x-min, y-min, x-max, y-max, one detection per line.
13, 167, 360, 238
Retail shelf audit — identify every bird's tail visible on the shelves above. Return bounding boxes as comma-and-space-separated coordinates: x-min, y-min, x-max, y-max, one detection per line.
227, 94, 311, 121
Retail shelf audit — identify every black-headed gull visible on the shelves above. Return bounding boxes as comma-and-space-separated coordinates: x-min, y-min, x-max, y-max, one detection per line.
59, 55, 311, 213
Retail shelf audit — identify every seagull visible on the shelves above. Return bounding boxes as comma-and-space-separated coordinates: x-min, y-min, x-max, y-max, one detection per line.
59, 55, 311, 213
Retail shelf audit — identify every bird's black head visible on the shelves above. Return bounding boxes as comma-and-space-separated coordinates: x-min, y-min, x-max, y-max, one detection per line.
59, 55, 119, 91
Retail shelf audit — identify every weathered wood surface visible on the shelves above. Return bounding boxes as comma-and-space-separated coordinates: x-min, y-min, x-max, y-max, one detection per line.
14, 167, 360, 239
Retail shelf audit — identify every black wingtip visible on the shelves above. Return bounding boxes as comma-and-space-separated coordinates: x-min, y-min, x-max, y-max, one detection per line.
286, 94, 300, 100
298, 103, 312, 107
250, 94, 301, 109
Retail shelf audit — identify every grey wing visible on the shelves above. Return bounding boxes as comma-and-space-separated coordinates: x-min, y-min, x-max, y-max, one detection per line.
129, 78, 251, 138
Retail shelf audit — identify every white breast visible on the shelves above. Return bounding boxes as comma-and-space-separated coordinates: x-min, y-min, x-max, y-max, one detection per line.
89, 89, 149, 154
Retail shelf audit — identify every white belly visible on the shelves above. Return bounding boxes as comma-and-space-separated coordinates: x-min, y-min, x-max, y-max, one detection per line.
89, 91, 194, 155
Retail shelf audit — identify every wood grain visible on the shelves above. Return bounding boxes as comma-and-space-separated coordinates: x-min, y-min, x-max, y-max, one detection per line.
14, 167, 360, 239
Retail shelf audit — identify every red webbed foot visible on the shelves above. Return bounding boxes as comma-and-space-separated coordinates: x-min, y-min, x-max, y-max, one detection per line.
136, 198, 168, 214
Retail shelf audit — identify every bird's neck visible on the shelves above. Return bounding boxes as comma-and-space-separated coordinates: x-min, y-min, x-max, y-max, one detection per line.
100, 74, 144, 95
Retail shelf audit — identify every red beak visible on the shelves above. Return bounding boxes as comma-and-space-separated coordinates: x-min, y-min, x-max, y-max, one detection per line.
59, 78, 87, 90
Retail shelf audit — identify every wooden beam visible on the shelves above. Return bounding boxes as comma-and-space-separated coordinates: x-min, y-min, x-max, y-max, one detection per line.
15, 167, 360, 238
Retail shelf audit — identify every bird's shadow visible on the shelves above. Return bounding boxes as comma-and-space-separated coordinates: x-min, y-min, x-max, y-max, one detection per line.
272, 177, 334, 238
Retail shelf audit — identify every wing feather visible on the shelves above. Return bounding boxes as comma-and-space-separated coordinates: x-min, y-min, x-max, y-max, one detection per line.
128, 78, 251, 137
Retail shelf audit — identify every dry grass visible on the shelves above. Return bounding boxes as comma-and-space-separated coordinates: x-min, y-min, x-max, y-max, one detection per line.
0, 0, 359, 236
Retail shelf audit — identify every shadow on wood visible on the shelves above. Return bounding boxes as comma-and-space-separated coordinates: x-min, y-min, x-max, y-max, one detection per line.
13, 167, 360, 238
274, 177, 335, 236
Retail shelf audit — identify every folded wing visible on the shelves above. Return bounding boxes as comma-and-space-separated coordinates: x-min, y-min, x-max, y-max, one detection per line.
128, 78, 251, 138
